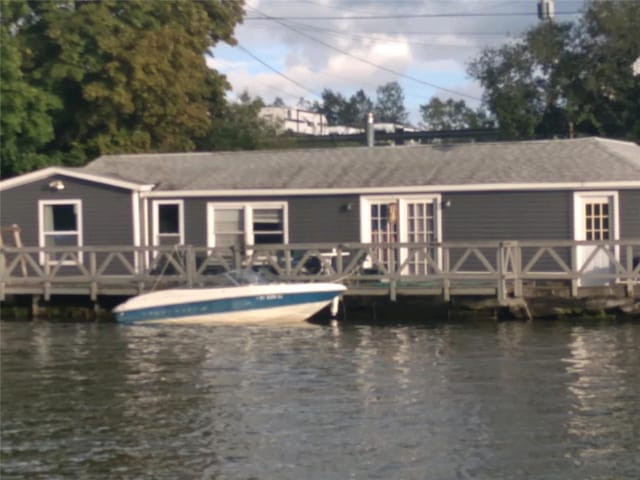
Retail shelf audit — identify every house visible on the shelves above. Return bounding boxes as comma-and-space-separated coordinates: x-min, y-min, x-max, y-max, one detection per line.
1, 137, 639, 280
259, 107, 329, 135
258, 106, 417, 138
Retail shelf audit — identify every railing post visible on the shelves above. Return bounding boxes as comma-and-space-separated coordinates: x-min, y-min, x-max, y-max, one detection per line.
571, 243, 579, 297
513, 242, 523, 298
390, 280, 397, 302
186, 245, 196, 288
0, 247, 5, 302
335, 244, 344, 275
90, 252, 98, 301
43, 249, 51, 301
626, 245, 635, 298
497, 242, 506, 303
442, 245, 450, 302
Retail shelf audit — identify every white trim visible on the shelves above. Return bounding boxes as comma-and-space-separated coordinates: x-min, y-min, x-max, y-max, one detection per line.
131, 192, 141, 271
572, 191, 620, 242
142, 181, 640, 198
143, 197, 150, 269
573, 191, 620, 287
151, 200, 185, 247
360, 194, 443, 274
360, 194, 442, 243
38, 199, 84, 265
0, 167, 153, 192
206, 201, 289, 248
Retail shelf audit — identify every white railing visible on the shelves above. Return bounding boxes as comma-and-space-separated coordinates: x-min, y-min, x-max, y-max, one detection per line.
1, 240, 638, 301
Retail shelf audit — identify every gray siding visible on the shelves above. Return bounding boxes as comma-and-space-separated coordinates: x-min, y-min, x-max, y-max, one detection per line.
442, 191, 573, 272
442, 191, 572, 241
620, 190, 640, 239
0, 175, 133, 247
288, 195, 360, 243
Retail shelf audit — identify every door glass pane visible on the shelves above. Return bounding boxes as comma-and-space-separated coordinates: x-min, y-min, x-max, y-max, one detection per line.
407, 201, 437, 275
370, 202, 398, 271
584, 201, 610, 241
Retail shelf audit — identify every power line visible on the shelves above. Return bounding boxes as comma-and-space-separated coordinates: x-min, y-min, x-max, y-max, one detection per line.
281, 21, 503, 48
245, 5, 483, 101
234, 44, 321, 99
245, 11, 582, 21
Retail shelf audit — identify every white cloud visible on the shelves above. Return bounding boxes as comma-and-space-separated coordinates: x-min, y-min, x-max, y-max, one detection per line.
211, 0, 582, 120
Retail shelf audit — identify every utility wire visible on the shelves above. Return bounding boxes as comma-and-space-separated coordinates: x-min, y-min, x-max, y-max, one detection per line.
245, 5, 482, 101
281, 20, 501, 48
245, 11, 582, 21
235, 44, 321, 99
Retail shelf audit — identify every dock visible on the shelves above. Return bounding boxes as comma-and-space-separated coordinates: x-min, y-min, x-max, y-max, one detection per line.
1, 240, 638, 320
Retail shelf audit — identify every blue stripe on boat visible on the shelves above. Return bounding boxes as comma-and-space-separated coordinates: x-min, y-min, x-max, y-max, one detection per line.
115, 290, 338, 323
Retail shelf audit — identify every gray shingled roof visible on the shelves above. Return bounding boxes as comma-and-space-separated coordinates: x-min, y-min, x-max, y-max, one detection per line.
81, 137, 640, 191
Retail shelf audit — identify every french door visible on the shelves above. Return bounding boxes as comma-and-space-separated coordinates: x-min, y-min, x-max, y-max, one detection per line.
364, 196, 441, 274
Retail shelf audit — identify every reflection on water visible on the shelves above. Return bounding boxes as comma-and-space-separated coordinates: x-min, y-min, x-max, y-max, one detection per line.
1, 320, 639, 479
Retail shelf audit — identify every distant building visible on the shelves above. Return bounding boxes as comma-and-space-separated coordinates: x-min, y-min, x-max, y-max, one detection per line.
260, 107, 417, 138
259, 107, 328, 135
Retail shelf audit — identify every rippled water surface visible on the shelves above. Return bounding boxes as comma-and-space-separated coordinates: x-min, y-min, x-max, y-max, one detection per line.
1, 319, 639, 479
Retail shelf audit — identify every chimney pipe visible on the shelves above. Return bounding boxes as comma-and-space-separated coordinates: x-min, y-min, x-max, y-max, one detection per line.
366, 112, 374, 147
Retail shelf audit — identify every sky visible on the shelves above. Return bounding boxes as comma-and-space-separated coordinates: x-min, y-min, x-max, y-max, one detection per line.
208, 0, 586, 126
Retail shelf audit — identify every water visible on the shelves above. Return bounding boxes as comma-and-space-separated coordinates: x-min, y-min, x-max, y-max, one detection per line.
1, 319, 639, 479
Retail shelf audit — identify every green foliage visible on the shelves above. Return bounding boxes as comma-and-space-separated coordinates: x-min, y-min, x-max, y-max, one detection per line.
203, 91, 281, 151
1, 0, 244, 176
374, 81, 408, 124
1, 18, 61, 176
419, 97, 494, 130
469, 1, 640, 139
314, 89, 348, 126
313, 84, 405, 127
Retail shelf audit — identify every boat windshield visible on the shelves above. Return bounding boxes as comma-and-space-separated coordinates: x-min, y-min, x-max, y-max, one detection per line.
206, 269, 271, 287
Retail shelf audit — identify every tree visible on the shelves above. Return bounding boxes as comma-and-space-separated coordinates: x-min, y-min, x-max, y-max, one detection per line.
469, 1, 640, 139
573, 1, 640, 138
1, 0, 244, 174
1, 9, 60, 176
419, 97, 494, 130
374, 81, 408, 124
203, 92, 280, 151
344, 89, 374, 127
314, 89, 349, 126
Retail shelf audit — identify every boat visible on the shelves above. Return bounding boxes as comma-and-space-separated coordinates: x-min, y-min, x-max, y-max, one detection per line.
113, 269, 346, 324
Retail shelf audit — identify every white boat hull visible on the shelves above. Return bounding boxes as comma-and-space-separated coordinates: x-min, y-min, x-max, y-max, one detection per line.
113, 282, 345, 325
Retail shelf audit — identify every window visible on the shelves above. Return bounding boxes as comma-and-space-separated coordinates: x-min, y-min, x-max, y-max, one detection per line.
213, 207, 244, 247
152, 201, 184, 246
253, 208, 284, 244
584, 202, 610, 241
208, 203, 287, 248
39, 200, 83, 264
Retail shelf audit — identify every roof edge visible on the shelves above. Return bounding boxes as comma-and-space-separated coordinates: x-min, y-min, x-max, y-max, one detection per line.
141, 180, 640, 197
0, 167, 154, 192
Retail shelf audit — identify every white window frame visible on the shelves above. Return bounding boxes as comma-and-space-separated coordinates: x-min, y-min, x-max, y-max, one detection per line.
206, 202, 288, 248
38, 199, 83, 265
360, 194, 443, 273
151, 200, 185, 247
573, 191, 619, 243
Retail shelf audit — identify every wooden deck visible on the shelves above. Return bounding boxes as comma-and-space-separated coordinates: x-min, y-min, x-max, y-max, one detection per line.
1, 241, 638, 307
